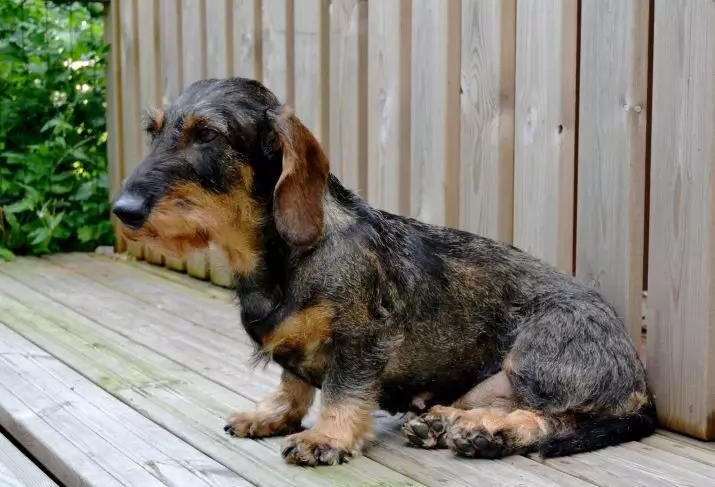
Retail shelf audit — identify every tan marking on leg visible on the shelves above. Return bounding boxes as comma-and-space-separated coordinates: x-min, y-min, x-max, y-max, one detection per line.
282, 398, 376, 466
501, 409, 551, 445
225, 373, 315, 438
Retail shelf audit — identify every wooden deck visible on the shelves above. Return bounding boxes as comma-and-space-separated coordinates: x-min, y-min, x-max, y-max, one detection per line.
0, 253, 714, 487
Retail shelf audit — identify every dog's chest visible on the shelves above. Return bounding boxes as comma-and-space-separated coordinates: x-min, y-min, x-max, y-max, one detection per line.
260, 304, 334, 387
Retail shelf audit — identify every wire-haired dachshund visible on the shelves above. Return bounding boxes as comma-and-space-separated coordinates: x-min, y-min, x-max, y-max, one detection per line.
112, 77, 656, 467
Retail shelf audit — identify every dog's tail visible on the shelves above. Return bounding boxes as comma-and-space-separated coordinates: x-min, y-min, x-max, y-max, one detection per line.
537, 402, 658, 458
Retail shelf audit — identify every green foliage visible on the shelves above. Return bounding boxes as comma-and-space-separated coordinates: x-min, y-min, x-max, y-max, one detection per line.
0, 0, 113, 260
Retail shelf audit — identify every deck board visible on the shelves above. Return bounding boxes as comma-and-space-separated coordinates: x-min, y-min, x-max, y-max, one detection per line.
641, 434, 715, 467
0, 433, 57, 487
0, 324, 249, 487
0, 269, 418, 486
0, 253, 713, 486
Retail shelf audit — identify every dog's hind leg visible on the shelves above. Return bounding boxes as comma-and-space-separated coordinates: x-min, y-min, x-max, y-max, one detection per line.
439, 406, 553, 458
402, 371, 516, 449
405, 294, 659, 457
402, 371, 557, 458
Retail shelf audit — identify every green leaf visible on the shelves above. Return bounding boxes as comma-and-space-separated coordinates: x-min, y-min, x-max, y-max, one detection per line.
40, 118, 61, 132
51, 171, 75, 182
0, 247, 15, 262
50, 184, 73, 194
0, 151, 25, 165
70, 147, 92, 163
27, 62, 47, 76
73, 181, 94, 200
55, 136, 67, 148
29, 227, 49, 246
77, 226, 93, 242
3, 199, 34, 214
48, 212, 65, 229
3, 211, 19, 230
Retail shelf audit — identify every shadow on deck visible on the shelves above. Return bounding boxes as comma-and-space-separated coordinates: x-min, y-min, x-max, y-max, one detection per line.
0, 253, 714, 486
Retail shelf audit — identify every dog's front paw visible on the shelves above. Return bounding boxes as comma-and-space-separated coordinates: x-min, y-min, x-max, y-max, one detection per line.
281, 430, 360, 466
224, 411, 302, 438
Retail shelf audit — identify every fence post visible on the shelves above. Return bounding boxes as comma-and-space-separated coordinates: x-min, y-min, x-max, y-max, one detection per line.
576, 0, 650, 353
647, 0, 715, 440
513, 0, 578, 273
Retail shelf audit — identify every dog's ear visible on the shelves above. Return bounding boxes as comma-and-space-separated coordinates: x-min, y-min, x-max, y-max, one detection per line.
267, 106, 330, 247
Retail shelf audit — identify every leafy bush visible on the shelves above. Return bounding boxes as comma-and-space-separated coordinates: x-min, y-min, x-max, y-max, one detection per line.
0, 0, 112, 260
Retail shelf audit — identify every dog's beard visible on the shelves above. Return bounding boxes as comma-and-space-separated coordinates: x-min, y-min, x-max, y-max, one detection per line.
119, 209, 211, 258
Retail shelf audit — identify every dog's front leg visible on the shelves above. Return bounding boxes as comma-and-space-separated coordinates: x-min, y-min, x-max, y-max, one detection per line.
281, 334, 387, 466
224, 370, 315, 438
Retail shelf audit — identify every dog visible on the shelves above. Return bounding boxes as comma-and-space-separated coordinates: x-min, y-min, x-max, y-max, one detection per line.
112, 77, 657, 467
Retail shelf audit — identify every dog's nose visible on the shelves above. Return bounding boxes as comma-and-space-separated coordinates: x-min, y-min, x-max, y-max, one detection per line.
112, 193, 148, 229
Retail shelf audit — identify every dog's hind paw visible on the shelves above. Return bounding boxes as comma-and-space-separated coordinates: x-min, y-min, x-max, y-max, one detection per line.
447, 419, 507, 458
402, 413, 448, 449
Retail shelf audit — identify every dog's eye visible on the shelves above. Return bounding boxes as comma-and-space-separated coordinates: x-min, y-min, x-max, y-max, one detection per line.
196, 128, 218, 144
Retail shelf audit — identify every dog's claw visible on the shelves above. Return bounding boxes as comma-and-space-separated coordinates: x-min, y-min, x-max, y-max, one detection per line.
411, 422, 429, 439
281, 432, 354, 466
453, 437, 473, 454
473, 435, 490, 450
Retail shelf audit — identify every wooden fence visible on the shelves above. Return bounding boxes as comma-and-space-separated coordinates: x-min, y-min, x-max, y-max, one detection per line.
105, 0, 715, 441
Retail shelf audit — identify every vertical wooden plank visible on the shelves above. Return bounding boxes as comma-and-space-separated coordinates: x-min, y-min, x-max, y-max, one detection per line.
293, 0, 329, 146
318, 0, 330, 153
366, 0, 411, 215
105, 0, 126, 253
181, 0, 210, 279
261, 0, 292, 103
137, 0, 166, 267
459, 0, 515, 241
576, 0, 649, 350
119, 0, 145, 260
158, 0, 187, 272
137, 0, 163, 153
205, 0, 233, 78
205, 0, 235, 288
329, 0, 368, 194
513, 0, 577, 273
232, 0, 258, 78
647, 0, 715, 440
161, 0, 183, 104
410, 0, 461, 227
181, 0, 207, 86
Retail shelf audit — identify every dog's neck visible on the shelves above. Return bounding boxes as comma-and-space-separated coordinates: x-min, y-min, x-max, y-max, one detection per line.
233, 175, 365, 343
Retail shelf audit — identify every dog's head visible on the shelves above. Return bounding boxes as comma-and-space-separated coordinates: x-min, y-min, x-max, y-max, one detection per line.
112, 78, 330, 274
